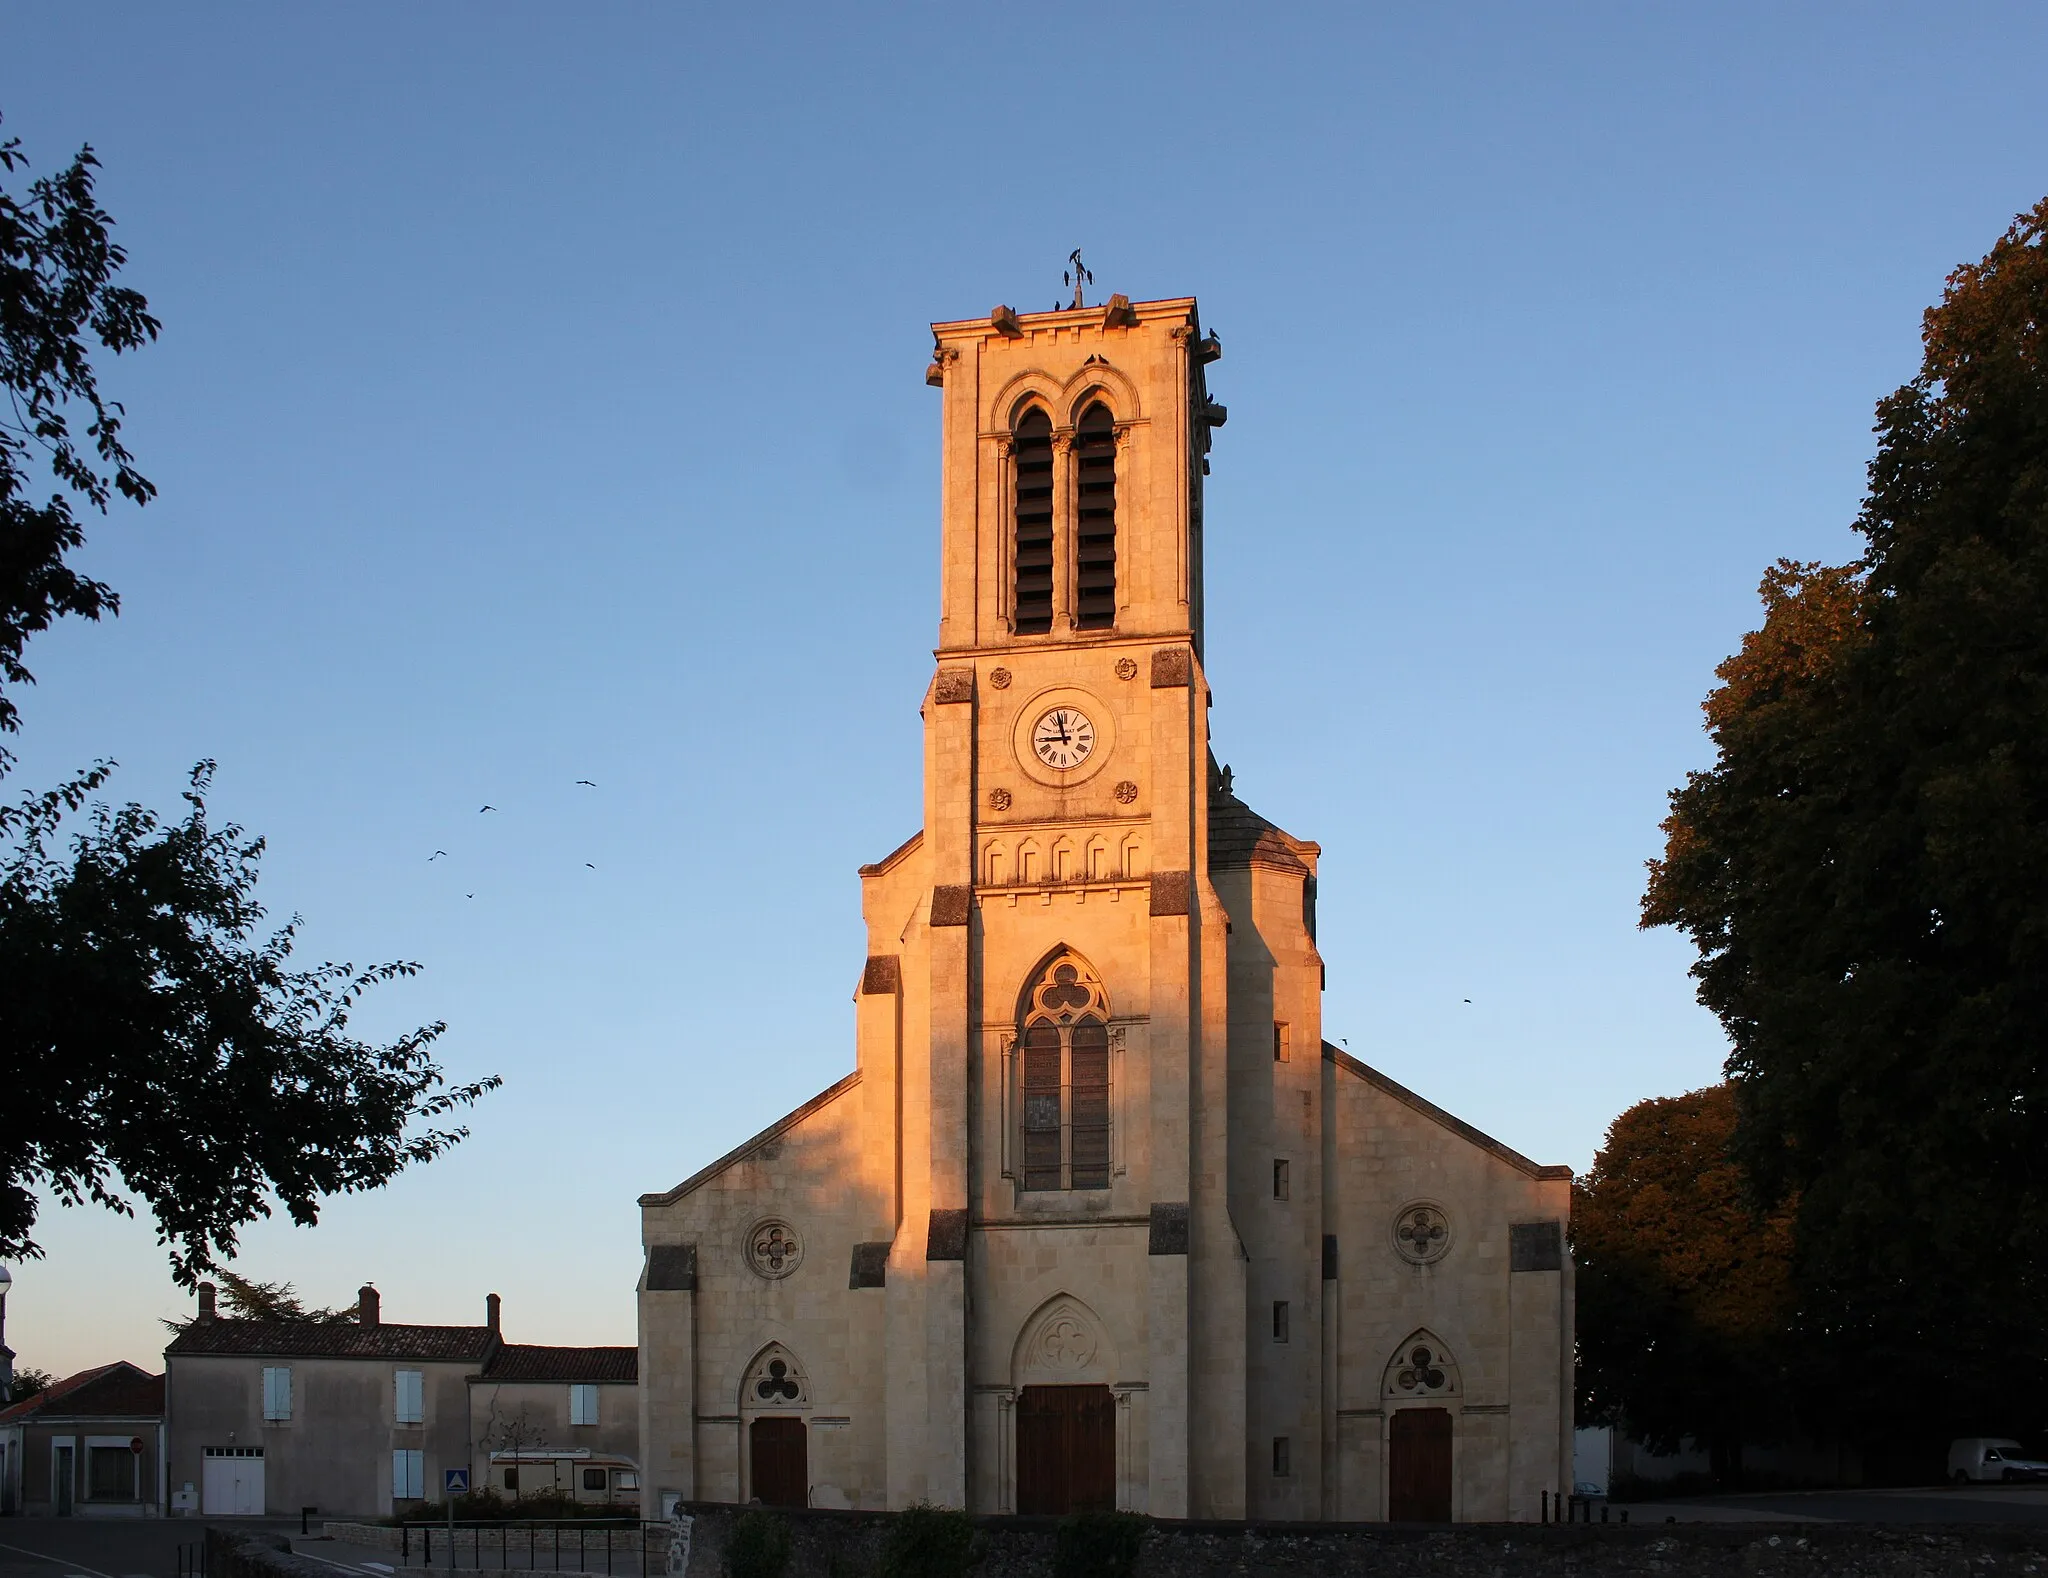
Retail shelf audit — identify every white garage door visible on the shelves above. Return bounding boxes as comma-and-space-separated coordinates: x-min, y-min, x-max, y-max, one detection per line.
203, 1448, 264, 1515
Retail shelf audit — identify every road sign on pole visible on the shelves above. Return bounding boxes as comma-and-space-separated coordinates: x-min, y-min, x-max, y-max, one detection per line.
444, 1468, 469, 1495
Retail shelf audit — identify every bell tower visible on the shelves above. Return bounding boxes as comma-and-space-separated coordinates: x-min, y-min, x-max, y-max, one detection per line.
876, 293, 1245, 1517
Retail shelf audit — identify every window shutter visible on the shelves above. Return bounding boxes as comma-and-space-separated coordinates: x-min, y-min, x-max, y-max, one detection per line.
395, 1370, 424, 1423
263, 1366, 292, 1421
570, 1384, 598, 1426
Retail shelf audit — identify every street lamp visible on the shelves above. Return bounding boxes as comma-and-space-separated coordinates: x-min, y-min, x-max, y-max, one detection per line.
0, 1264, 14, 1404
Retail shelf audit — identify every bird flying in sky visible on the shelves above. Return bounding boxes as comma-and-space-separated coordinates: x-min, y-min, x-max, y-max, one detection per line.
479, 805, 496, 813
574, 779, 597, 787
429, 850, 448, 861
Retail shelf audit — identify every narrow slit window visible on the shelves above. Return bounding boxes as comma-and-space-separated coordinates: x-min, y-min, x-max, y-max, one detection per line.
1074, 402, 1117, 629
1272, 1436, 1292, 1477
1273, 1158, 1291, 1200
1274, 1022, 1291, 1063
1012, 408, 1055, 634
1273, 1300, 1291, 1343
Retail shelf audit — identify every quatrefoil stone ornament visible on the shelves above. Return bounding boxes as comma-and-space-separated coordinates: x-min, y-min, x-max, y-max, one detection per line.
990, 787, 1013, 811
989, 667, 1013, 689
1113, 780, 1138, 804
1392, 1202, 1452, 1265
746, 1219, 803, 1280
1114, 657, 1139, 681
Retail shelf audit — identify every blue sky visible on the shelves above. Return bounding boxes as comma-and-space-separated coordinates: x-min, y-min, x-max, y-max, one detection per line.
5, 3, 2045, 1377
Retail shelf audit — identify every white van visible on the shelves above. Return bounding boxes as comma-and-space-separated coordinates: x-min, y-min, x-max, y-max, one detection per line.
1948, 1438, 2048, 1483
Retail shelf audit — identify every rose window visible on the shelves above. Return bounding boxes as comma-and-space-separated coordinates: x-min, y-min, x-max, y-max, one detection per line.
746, 1219, 803, 1279
1392, 1203, 1451, 1264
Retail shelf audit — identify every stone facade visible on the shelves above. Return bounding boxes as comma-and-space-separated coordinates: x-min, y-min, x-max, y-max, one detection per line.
638, 293, 1572, 1519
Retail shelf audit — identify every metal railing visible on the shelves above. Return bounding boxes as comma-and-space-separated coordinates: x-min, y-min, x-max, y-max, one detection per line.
397, 1520, 667, 1576
175, 1543, 206, 1578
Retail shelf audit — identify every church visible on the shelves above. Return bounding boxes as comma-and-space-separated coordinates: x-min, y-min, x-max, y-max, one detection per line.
636, 291, 1573, 1522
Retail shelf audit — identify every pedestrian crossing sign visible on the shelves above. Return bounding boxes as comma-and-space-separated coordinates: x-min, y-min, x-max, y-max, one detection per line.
445, 1467, 470, 1495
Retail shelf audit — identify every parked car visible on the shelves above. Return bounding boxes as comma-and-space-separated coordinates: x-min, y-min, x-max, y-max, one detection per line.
1948, 1438, 2048, 1483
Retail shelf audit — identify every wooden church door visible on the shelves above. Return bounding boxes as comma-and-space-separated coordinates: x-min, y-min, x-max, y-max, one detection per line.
1016, 1384, 1115, 1514
748, 1417, 807, 1507
1388, 1407, 1453, 1522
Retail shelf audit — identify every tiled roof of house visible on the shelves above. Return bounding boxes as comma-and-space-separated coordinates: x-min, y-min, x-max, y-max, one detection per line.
0, 1361, 163, 1423
164, 1320, 495, 1362
477, 1345, 638, 1384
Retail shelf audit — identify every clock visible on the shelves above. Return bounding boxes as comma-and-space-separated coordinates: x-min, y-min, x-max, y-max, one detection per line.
1031, 706, 1096, 770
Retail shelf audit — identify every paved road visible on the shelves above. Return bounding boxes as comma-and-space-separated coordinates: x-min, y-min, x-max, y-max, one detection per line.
0, 1519, 298, 1578
1626, 1485, 2048, 1525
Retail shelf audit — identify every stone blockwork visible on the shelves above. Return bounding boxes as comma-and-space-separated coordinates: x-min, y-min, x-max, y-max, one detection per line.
667, 1505, 2048, 1578
638, 292, 1573, 1520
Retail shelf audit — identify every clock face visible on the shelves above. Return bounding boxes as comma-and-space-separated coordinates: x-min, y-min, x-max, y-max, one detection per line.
1032, 707, 1096, 770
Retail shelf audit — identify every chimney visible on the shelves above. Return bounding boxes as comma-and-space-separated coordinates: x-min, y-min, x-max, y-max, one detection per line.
197, 1283, 217, 1323
486, 1293, 501, 1336
357, 1284, 381, 1326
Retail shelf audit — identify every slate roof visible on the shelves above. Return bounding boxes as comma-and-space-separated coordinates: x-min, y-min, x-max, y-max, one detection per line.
1208, 787, 1316, 873
0, 1361, 163, 1423
477, 1345, 638, 1384
164, 1320, 495, 1363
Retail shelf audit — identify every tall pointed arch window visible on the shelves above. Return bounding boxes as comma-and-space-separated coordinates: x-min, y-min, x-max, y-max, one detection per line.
1019, 956, 1111, 1191
1074, 402, 1117, 629
1012, 407, 1055, 635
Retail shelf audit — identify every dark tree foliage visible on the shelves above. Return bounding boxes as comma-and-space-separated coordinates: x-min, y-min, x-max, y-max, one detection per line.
0, 116, 497, 1282
2, 763, 500, 1283
0, 115, 158, 745
1645, 198, 2048, 1441
161, 1270, 359, 1329
1574, 1085, 1795, 1486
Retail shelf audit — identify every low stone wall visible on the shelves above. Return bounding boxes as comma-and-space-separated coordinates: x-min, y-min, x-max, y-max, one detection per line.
666, 1504, 2048, 1578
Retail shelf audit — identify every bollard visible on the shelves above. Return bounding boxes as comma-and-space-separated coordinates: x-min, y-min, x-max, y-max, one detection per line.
1542, 1489, 1550, 1523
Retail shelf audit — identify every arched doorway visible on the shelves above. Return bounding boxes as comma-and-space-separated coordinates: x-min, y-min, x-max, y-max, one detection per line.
1009, 1294, 1118, 1513
1382, 1331, 1460, 1522
740, 1345, 809, 1507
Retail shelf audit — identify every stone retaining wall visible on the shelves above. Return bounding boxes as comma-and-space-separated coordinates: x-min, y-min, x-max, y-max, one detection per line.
666, 1504, 2047, 1578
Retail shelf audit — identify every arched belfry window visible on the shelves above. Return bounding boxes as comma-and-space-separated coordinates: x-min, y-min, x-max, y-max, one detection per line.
1019, 955, 1111, 1192
1074, 402, 1117, 630
1012, 407, 1055, 635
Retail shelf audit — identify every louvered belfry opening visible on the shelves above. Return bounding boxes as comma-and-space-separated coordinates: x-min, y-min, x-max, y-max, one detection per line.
1012, 407, 1055, 634
1074, 401, 1117, 629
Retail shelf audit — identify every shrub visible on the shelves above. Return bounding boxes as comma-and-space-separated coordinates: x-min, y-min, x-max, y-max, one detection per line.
725, 1509, 791, 1578
1052, 1512, 1147, 1578
878, 1504, 977, 1578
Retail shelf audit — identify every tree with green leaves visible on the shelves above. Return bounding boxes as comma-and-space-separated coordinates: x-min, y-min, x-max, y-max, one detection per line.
1574, 1084, 1796, 1486
1, 113, 497, 1284
1645, 197, 2048, 1445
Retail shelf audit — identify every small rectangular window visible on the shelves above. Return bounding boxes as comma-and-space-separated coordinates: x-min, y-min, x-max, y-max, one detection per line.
582, 1467, 607, 1492
1273, 1158, 1290, 1200
392, 1448, 424, 1500
570, 1383, 599, 1426
262, 1366, 292, 1422
1273, 1300, 1290, 1343
1274, 1022, 1290, 1063
394, 1369, 424, 1424
88, 1445, 134, 1500
614, 1471, 640, 1492
504, 1467, 519, 1491
1273, 1436, 1292, 1477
